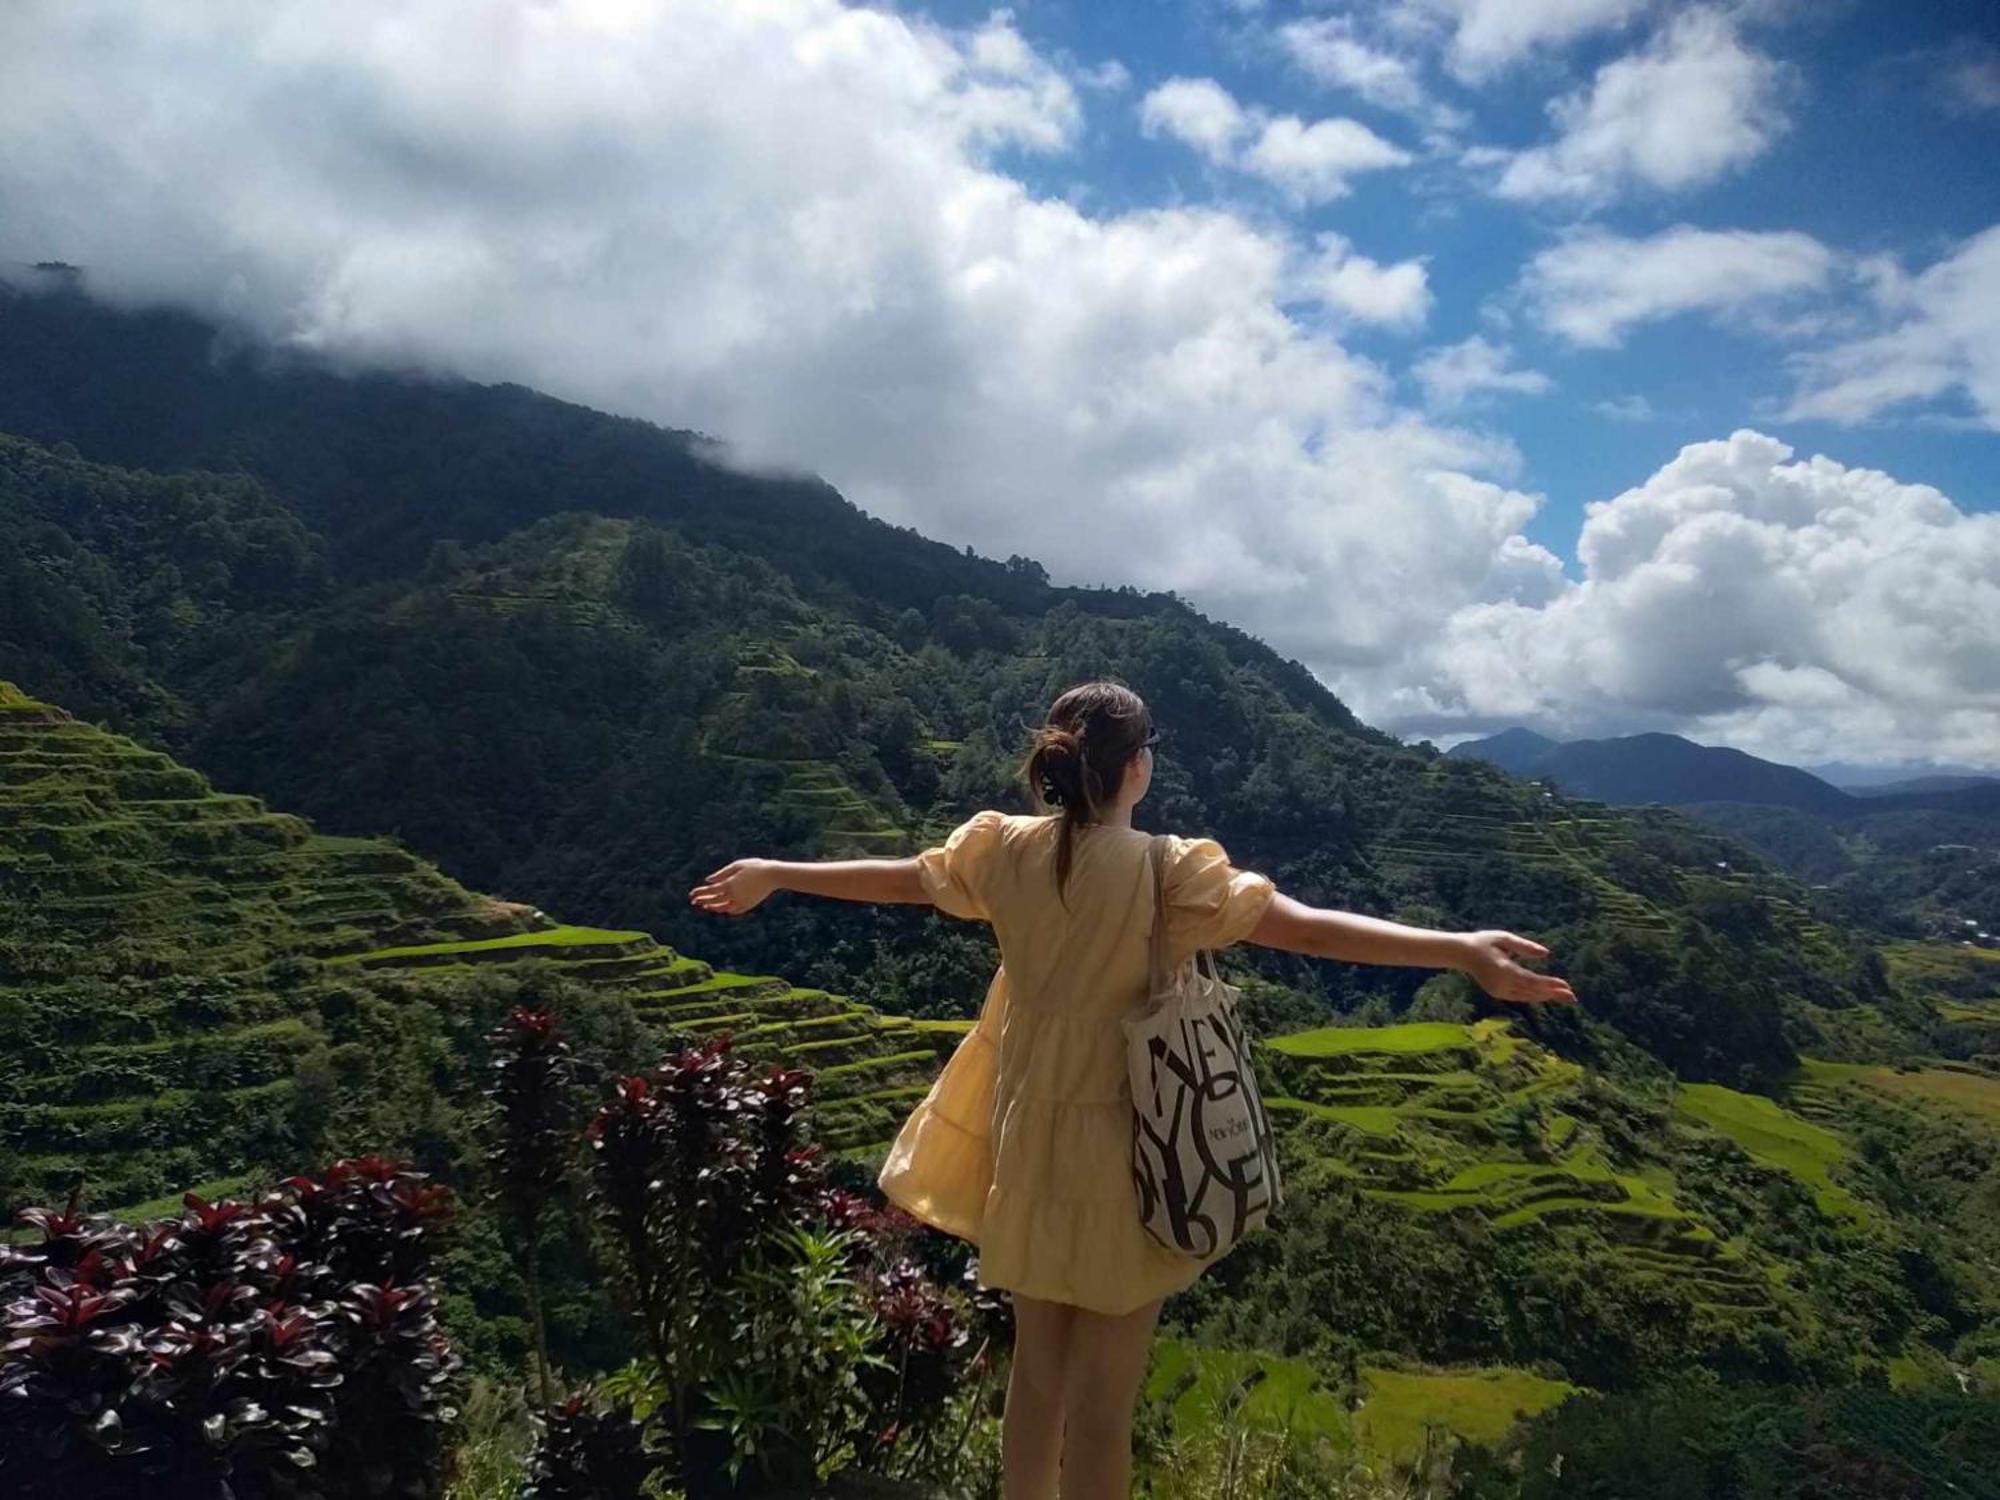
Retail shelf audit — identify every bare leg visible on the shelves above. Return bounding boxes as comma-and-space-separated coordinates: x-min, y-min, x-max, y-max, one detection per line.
1057, 1296, 1164, 1499
1003, 1293, 1079, 1500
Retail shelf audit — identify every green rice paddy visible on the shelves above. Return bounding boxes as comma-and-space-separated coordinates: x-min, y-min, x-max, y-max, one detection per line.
1258, 1013, 1778, 1317
1144, 1337, 1576, 1472
1676, 1081, 1867, 1225
1267, 1021, 1476, 1057
333, 925, 651, 963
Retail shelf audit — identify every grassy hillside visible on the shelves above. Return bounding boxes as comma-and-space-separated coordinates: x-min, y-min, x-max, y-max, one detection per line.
6, 676, 1999, 1486
0, 412, 1901, 1085
0, 680, 968, 1213
1179, 1006, 1999, 1395
1260, 1020, 1784, 1334
1140, 1336, 1574, 1473
1675, 1081, 1868, 1225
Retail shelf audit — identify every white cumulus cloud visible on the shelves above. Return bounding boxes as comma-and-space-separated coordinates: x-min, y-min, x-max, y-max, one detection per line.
1391, 0, 1654, 81
1142, 75, 1414, 204
1413, 336, 1553, 408
1138, 75, 1248, 162
1489, 7, 1789, 202
1291, 232, 1432, 330
1277, 15, 1468, 134
1242, 113, 1416, 204
1523, 224, 1836, 348
0, 0, 1540, 719
1391, 430, 2000, 768
1785, 223, 2000, 429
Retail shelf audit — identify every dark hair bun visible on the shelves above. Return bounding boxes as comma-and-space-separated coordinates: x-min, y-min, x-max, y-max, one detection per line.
1034, 727, 1082, 806
1016, 678, 1154, 904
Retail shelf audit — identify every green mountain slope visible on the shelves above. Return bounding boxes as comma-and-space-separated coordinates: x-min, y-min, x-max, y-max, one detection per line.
10, 283, 2000, 1491
1448, 725, 2000, 952
5, 678, 1996, 1472
0, 680, 967, 1212
1449, 728, 1853, 811
0, 415, 1897, 1085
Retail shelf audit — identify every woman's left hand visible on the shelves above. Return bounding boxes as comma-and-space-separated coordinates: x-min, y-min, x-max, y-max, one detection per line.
689, 858, 779, 916
1456, 931, 1578, 1006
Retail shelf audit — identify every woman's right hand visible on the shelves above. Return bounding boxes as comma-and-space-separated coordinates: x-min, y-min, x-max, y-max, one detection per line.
689, 858, 780, 916
1455, 931, 1578, 1006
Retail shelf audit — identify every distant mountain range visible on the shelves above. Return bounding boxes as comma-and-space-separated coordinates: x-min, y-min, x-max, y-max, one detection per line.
1806, 759, 2000, 792
1447, 729, 2000, 938
1445, 729, 1998, 815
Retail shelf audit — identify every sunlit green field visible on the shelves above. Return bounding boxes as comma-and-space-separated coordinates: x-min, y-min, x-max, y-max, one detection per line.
1794, 1057, 2000, 1131
1266, 1021, 1477, 1057
1676, 1082, 1867, 1225
1144, 1338, 1575, 1470
1353, 1365, 1575, 1465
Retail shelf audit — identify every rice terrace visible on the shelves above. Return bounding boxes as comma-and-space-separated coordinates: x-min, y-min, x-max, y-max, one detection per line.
4, 1, 2000, 1495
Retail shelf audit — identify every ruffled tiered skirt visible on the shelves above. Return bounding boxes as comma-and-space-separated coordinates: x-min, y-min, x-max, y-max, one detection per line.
875, 971, 1231, 1316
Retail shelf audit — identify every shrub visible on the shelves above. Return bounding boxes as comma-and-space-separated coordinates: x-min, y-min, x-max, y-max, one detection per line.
483, 1003, 578, 1408
517, 1387, 652, 1500
540, 1033, 1004, 1497
0, 1159, 462, 1500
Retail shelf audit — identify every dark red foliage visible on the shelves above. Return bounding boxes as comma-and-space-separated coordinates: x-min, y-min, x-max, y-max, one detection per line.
561, 1034, 1006, 1493
0, 1160, 462, 1500
847, 1256, 978, 1465
519, 1387, 653, 1500
585, 1034, 833, 1386
815, 1188, 928, 1245
485, 1004, 578, 1219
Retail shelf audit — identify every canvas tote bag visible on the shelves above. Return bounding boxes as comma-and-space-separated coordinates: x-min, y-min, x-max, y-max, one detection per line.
1123, 833, 1283, 1257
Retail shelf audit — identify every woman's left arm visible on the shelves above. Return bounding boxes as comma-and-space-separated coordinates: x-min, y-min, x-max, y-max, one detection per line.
690, 856, 930, 916
1247, 893, 1576, 1005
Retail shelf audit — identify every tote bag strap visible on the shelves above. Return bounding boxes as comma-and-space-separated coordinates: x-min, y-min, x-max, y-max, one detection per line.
1147, 833, 1172, 992
1149, 834, 1223, 988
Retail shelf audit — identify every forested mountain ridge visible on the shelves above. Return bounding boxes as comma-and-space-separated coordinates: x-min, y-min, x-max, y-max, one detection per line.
7, 280, 2000, 1488
1449, 725, 2000, 948
1447, 728, 1854, 811
1449, 724, 2000, 822
6, 677, 1997, 1446
0, 280, 1951, 1088
0, 277, 1365, 734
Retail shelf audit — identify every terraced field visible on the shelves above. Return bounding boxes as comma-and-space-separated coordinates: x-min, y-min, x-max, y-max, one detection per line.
693, 643, 911, 855
1676, 1081, 1868, 1225
1260, 1019, 1778, 1318
0, 683, 533, 1207
1143, 1337, 1575, 1472
1369, 766, 1849, 959
0, 693, 507, 973
444, 588, 635, 631
0, 681, 964, 1214
0, 677, 1894, 1355
1787, 1056, 2000, 1132
329, 923, 969, 1152
1367, 772, 1674, 934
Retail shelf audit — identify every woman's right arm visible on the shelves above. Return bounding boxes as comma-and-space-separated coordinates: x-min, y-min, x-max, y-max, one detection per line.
690, 857, 930, 914
1245, 893, 1577, 1006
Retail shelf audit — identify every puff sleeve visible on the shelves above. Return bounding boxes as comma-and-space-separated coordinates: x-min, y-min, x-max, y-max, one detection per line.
1164, 835, 1276, 953
915, 809, 1008, 922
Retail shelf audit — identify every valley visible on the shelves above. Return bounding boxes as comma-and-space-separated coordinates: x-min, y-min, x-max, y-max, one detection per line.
3, 284, 1998, 1493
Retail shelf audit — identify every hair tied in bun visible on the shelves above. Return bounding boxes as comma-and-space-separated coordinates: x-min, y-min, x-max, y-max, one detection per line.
1016, 680, 1155, 908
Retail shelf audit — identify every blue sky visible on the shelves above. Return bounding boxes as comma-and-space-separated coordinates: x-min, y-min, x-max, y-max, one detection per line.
2, 0, 1996, 767
920, 0, 2000, 570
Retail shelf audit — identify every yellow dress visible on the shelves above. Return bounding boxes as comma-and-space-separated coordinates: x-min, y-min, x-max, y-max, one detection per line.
876, 810, 1278, 1316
